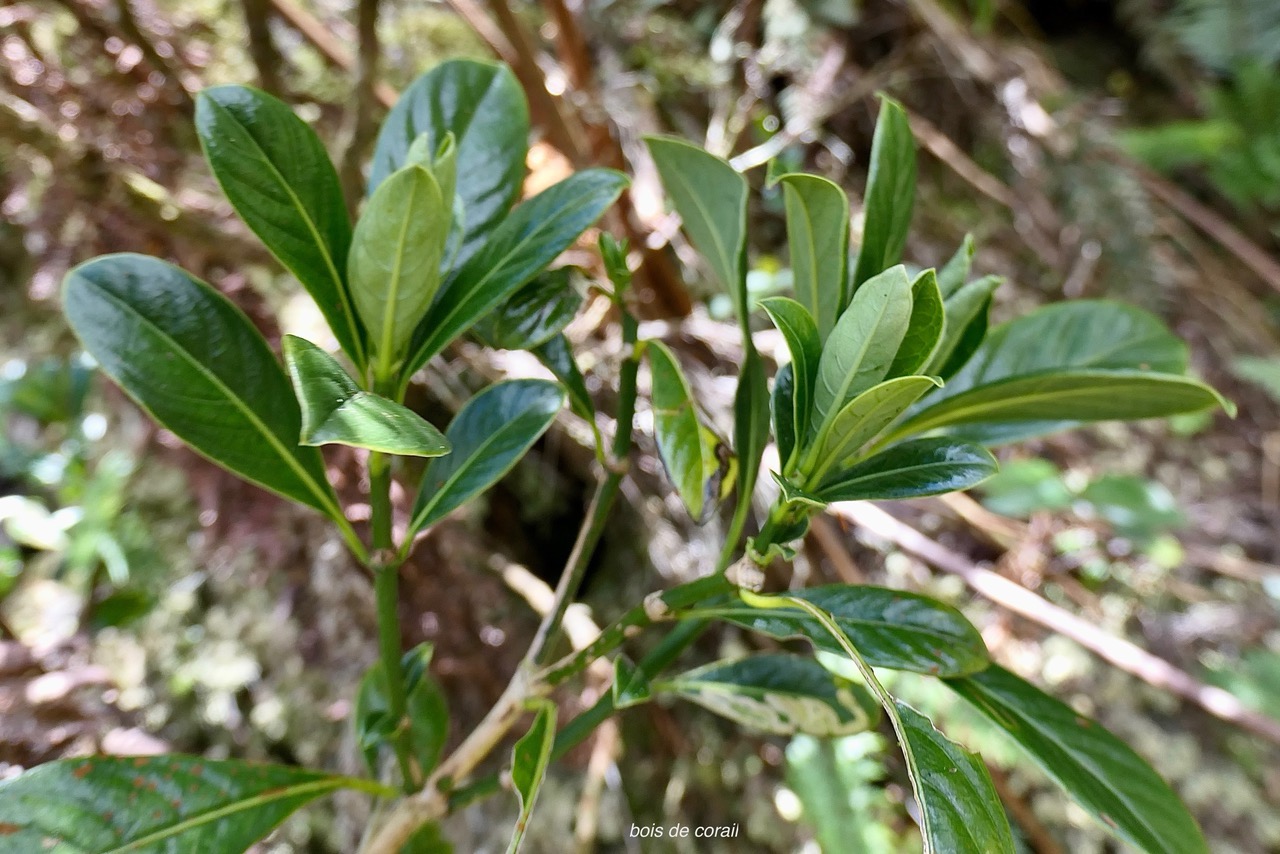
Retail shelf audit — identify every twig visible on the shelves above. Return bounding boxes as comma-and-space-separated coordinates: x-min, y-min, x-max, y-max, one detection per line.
808, 516, 864, 584
572, 718, 620, 854
268, 0, 397, 107
241, 0, 287, 95
832, 501, 1280, 745
339, 0, 383, 212
987, 764, 1065, 854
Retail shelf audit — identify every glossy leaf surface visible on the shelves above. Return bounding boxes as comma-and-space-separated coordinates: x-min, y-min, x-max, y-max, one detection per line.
887, 269, 944, 378
533, 334, 593, 422
507, 701, 556, 854
474, 268, 583, 352
772, 362, 798, 473
195, 86, 363, 362
949, 665, 1209, 854
0, 754, 386, 853
926, 274, 1000, 379
354, 643, 449, 777
936, 234, 975, 298
760, 297, 822, 469
734, 348, 771, 506
779, 174, 850, 339
817, 437, 997, 501
63, 255, 338, 516
808, 375, 940, 480
409, 380, 565, 534
850, 96, 916, 291
648, 341, 725, 523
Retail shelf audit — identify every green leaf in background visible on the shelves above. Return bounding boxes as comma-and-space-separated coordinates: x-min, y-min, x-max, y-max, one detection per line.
816, 437, 998, 502
506, 700, 556, 854
533, 334, 593, 422
369, 59, 529, 266
63, 255, 339, 517
811, 265, 913, 438
778, 174, 851, 339
348, 164, 449, 372
195, 86, 363, 364
807, 376, 941, 482
772, 362, 798, 473
760, 297, 822, 470
714, 585, 990, 676
401, 822, 456, 854
354, 643, 449, 778
977, 458, 1073, 517
474, 268, 584, 351
647, 341, 730, 523
850, 96, 917, 291
408, 380, 566, 536
1081, 474, 1184, 541
1230, 354, 1280, 403
399, 169, 628, 390
936, 234, 975, 298
645, 136, 749, 326
0, 754, 389, 853
949, 665, 1210, 854
926, 274, 1000, 379
657, 654, 879, 737
888, 269, 944, 377
284, 337, 449, 458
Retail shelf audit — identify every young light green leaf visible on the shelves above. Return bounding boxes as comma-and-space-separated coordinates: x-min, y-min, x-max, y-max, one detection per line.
811, 265, 914, 438
354, 643, 449, 778
949, 665, 1209, 854
888, 269, 944, 377
645, 136, 750, 327
507, 700, 557, 854
284, 336, 448, 457
778, 174, 850, 339
195, 86, 364, 364
370, 60, 528, 266
0, 754, 391, 853
533, 334, 593, 422
409, 380, 566, 536
657, 654, 879, 737
772, 362, 798, 473
806, 376, 941, 483
925, 274, 1000, 379
398, 169, 628, 391
713, 585, 989, 676
63, 255, 339, 518
850, 96, 917, 291
473, 268, 584, 352
647, 341, 730, 523
816, 437, 998, 502
936, 234, 975, 298
760, 297, 822, 470
349, 165, 449, 371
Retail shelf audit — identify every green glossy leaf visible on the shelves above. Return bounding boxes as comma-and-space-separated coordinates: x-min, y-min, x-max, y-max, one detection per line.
648, 341, 727, 523
283, 336, 449, 457
0, 754, 389, 852
533, 334, 592, 422
713, 585, 989, 676
370, 59, 528, 266
354, 643, 449, 778
936, 234, 975, 298
195, 86, 363, 364
949, 665, 1209, 854
926, 275, 1000, 379
888, 269, 944, 377
349, 165, 449, 369
409, 380, 565, 535
772, 363, 798, 475
612, 657, 651, 709
399, 169, 628, 389
507, 700, 556, 854
760, 297, 822, 470
63, 255, 338, 517
807, 376, 941, 482
734, 347, 771, 506
816, 437, 997, 501
474, 268, 584, 352
645, 136, 749, 325
811, 265, 913, 438
850, 96, 916, 291
657, 654, 879, 737
778, 174, 850, 339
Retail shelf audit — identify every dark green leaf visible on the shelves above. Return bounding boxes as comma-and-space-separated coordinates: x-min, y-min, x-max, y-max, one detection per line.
811, 265, 914, 438
806, 376, 941, 482
949, 665, 1209, 854
195, 86, 363, 364
0, 754, 388, 852
734, 347, 771, 506
648, 341, 728, 523
369, 60, 528, 266
816, 437, 997, 502
349, 165, 449, 369
645, 137, 749, 326
657, 654, 879, 737
888, 269, 944, 378
283, 336, 449, 457
926, 275, 1000, 380
507, 700, 556, 854
759, 297, 822, 470
63, 255, 339, 517
354, 643, 449, 778
533, 334, 593, 422
409, 380, 565, 535
714, 585, 989, 676
474, 268, 584, 352
936, 234, 975, 298
850, 96, 916, 291
772, 363, 798, 475
778, 174, 850, 339
399, 170, 628, 389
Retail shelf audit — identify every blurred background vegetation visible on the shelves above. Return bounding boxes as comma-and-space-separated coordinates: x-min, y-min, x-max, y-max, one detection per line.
2, 0, 1280, 851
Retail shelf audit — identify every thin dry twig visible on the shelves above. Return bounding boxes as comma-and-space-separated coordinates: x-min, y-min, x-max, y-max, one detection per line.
268, 0, 397, 107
